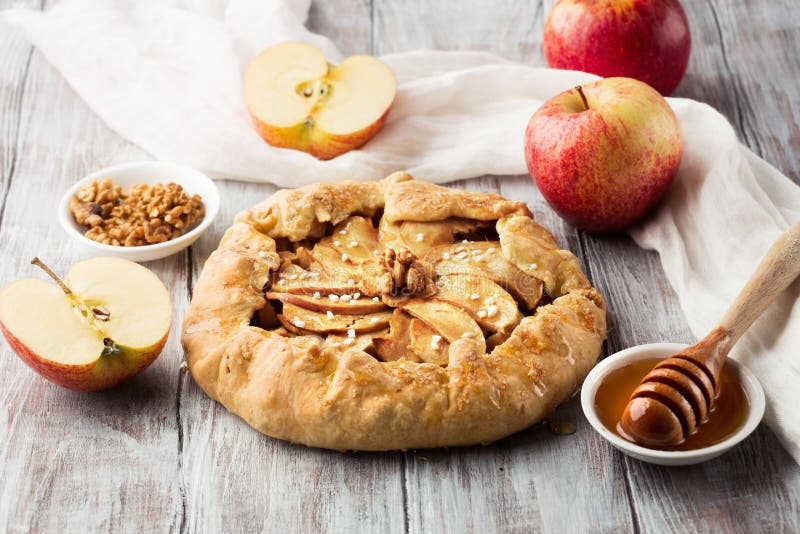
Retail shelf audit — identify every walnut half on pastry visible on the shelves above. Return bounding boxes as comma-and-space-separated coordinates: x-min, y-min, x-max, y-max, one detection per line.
181, 172, 606, 451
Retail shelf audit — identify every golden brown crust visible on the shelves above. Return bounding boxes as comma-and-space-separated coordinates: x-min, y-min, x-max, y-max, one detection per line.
182, 172, 606, 450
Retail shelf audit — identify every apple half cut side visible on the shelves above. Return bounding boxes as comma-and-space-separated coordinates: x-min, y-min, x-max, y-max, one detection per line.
0, 257, 172, 391
244, 41, 397, 160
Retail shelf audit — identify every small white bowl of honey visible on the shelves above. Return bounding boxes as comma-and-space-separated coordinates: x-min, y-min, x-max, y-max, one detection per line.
581, 343, 765, 466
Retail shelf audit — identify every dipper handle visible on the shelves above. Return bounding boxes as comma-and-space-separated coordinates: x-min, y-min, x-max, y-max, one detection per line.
618, 222, 800, 448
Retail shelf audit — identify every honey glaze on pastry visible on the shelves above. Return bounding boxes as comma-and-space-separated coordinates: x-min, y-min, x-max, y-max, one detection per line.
182, 172, 606, 450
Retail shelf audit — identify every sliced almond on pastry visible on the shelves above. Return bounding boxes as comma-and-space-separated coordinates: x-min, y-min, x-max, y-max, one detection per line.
408, 318, 449, 366
434, 274, 522, 335
266, 291, 388, 315
400, 299, 485, 353
278, 303, 390, 334
425, 242, 543, 309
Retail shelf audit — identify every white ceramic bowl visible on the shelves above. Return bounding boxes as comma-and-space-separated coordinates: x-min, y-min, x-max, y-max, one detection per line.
581, 343, 765, 466
59, 161, 219, 262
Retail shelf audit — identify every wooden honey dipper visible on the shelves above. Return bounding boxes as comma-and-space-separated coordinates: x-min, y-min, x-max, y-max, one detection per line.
618, 222, 800, 448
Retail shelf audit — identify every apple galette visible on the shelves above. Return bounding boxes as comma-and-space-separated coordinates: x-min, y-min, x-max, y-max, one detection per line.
182, 172, 606, 450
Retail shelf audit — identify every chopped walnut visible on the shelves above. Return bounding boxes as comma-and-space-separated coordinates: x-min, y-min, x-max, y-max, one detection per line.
69, 196, 105, 228
76, 178, 123, 212
70, 179, 205, 247
70, 178, 124, 228
362, 248, 435, 298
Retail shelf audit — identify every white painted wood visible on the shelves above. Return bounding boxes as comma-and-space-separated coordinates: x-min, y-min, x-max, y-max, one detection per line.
0, 24, 186, 533
0, 0, 36, 208
0, 0, 799, 532
376, 1, 800, 533
397, 175, 636, 533
181, 180, 407, 533
677, 0, 800, 183
176, 6, 407, 533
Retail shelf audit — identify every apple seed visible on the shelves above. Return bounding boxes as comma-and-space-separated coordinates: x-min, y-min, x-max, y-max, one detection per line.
91, 305, 111, 321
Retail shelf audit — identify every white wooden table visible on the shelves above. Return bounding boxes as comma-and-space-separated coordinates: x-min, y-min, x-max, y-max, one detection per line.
1, 1, 799, 532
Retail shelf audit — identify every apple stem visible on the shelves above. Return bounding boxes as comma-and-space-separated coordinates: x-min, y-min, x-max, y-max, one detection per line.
575, 85, 589, 111
31, 257, 72, 296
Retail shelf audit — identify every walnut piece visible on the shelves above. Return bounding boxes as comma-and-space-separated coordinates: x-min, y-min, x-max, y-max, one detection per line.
70, 180, 205, 247
364, 248, 435, 298
70, 178, 123, 228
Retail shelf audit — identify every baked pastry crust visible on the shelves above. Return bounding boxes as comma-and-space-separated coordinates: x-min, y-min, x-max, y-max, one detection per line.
182, 172, 606, 450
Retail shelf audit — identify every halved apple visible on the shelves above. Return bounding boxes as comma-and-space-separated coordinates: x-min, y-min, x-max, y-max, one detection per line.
244, 41, 397, 160
0, 257, 172, 391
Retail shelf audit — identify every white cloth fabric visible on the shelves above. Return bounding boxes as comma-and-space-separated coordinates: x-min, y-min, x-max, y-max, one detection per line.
3, 0, 799, 463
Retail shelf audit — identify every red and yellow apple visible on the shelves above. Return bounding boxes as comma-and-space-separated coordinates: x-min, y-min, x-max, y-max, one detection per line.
543, 0, 691, 95
244, 41, 397, 160
0, 257, 172, 391
524, 77, 682, 232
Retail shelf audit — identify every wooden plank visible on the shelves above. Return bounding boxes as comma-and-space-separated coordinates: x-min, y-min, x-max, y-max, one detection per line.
677, 0, 800, 184
180, 5, 407, 532
307, 0, 375, 55
376, 0, 800, 532
579, 231, 800, 533
0, 39, 186, 533
401, 176, 636, 533
372, 0, 634, 529
181, 180, 407, 534
579, 0, 800, 531
0, 0, 797, 532
374, 0, 548, 63
0, 0, 38, 225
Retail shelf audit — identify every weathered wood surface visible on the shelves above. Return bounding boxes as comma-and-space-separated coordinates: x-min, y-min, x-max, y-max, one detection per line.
1, 0, 798, 532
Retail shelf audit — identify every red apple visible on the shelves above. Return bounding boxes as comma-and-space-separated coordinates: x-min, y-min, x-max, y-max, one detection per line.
543, 0, 691, 95
524, 77, 682, 232
0, 257, 172, 391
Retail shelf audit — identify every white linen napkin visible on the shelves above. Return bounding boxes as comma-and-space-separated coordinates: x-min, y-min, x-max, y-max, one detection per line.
3, 0, 799, 463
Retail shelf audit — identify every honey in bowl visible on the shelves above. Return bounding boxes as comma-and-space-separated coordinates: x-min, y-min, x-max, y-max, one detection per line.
594, 358, 750, 451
